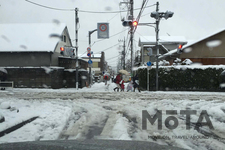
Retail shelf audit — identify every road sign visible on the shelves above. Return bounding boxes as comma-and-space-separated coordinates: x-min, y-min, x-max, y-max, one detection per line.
87, 47, 91, 52
88, 63, 93, 68
147, 61, 152, 66
87, 53, 91, 57
97, 23, 109, 39
88, 60, 93, 64
147, 66, 151, 70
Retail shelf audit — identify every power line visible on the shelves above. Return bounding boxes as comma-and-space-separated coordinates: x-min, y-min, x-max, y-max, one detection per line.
25, 0, 155, 13
91, 28, 128, 46
95, 43, 120, 54
107, 55, 120, 60
107, 13, 120, 22
25, 0, 74, 11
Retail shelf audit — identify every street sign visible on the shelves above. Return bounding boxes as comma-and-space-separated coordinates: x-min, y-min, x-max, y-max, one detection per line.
87, 47, 91, 52
147, 61, 152, 66
97, 23, 109, 39
147, 66, 151, 70
88, 60, 93, 64
91, 51, 93, 54
87, 53, 91, 57
88, 63, 93, 68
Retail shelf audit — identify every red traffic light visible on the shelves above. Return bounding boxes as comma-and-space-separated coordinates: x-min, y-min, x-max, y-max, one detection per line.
60, 47, 65, 51
133, 21, 138, 27
178, 45, 183, 49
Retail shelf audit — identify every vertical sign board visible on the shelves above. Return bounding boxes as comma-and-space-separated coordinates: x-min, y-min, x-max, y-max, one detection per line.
97, 23, 109, 39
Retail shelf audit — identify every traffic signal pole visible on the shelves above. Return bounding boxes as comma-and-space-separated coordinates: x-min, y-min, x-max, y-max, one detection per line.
88, 29, 97, 87
75, 8, 79, 90
123, 37, 126, 70
130, 0, 134, 76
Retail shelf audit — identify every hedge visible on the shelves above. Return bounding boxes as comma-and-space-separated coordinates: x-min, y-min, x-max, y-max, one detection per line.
137, 66, 225, 91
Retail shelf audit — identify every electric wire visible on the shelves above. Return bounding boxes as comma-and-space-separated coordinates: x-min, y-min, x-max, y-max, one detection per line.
91, 28, 128, 47
25, 0, 155, 13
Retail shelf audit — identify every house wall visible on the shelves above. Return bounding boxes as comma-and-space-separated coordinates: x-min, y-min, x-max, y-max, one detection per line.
0, 52, 51, 67
3, 67, 88, 89
58, 57, 88, 69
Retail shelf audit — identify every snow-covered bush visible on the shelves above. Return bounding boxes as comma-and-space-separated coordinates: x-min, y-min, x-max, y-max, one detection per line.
173, 58, 182, 66
138, 66, 224, 91
181, 59, 193, 65
159, 60, 170, 66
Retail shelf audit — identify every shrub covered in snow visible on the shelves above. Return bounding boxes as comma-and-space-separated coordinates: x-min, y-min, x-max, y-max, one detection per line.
138, 65, 225, 91
181, 59, 193, 65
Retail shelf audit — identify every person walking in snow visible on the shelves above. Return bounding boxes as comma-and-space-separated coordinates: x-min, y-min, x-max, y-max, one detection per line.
133, 74, 141, 92
120, 79, 125, 92
127, 80, 133, 92
113, 73, 122, 92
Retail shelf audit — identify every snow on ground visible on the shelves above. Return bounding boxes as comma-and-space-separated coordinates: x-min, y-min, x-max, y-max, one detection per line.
0, 82, 225, 150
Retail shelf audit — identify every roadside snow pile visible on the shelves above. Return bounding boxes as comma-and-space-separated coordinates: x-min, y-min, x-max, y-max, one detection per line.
0, 102, 11, 109
0, 98, 72, 143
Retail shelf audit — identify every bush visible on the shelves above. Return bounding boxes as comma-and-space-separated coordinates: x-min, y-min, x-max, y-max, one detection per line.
138, 66, 224, 91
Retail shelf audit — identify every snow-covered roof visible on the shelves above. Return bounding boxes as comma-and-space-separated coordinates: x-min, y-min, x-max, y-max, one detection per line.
0, 23, 67, 52
159, 28, 225, 60
183, 28, 225, 49
139, 36, 187, 46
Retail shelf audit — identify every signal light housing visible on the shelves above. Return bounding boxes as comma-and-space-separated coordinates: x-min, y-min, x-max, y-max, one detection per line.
177, 44, 183, 54
133, 21, 138, 27
60, 47, 65, 51
178, 45, 182, 49
122, 20, 138, 27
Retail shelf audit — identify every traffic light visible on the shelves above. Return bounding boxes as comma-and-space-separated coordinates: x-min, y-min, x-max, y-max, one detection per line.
60, 47, 65, 51
164, 11, 174, 20
150, 11, 159, 19
122, 20, 138, 27
177, 44, 183, 54
132, 21, 138, 27
122, 20, 132, 27
60, 46, 74, 57
60, 47, 65, 55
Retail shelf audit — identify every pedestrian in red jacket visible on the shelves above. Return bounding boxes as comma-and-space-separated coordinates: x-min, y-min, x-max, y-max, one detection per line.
113, 73, 122, 92
120, 80, 125, 92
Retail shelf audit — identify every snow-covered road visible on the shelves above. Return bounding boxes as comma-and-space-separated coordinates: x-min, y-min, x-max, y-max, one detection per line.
1, 82, 225, 150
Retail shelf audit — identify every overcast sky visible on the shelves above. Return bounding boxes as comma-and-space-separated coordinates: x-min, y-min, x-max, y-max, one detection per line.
0, 0, 225, 67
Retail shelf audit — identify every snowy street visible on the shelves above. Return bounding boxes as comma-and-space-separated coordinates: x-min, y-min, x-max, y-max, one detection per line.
1, 82, 225, 150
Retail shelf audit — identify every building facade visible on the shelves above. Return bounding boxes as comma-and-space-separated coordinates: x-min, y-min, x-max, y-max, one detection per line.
138, 36, 187, 66
160, 28, 225, 65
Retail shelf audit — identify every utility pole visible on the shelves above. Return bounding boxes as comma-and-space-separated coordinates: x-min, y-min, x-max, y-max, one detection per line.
88, 29, 97, 87
155, 2, 159, 91
123, 37, 126, 70
150, 2, 174, 91
130, 0, 134, 76
75, 8, 79, 90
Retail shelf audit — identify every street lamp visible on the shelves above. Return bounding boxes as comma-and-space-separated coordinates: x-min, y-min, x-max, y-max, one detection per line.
150, 2, 174, 91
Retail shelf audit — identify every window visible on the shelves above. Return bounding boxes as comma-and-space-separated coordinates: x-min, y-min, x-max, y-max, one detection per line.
63, 35, 66, 43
